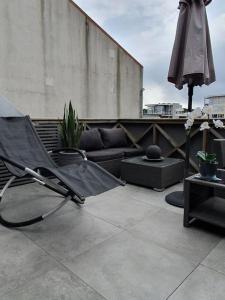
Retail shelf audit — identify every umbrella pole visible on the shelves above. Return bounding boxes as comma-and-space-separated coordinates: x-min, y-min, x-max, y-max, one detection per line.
184, 85, 194, 177
165, 84, 194, 208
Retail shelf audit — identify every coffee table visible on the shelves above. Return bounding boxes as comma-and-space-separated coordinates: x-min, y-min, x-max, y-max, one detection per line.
184, 169, 225, 228
121, 157, 184, 191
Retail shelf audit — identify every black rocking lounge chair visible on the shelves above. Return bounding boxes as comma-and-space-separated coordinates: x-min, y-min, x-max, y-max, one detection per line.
0, 116, 124, 228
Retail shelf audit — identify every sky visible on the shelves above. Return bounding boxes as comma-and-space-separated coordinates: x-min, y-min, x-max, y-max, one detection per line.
74, 0, 225, 108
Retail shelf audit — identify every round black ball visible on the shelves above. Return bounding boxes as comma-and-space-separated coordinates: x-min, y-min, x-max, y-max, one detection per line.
146, 145, 162, 159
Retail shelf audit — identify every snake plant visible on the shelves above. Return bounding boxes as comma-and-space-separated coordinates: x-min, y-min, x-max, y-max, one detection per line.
60, 101, 84, 148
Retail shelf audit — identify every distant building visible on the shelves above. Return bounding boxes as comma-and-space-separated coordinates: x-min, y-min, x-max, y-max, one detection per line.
143, 103, 183, 118
204, 95, 225, 118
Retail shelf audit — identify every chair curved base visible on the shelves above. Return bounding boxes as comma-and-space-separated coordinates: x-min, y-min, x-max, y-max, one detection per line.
0, 176, 77, 228
0, 215, 44, 228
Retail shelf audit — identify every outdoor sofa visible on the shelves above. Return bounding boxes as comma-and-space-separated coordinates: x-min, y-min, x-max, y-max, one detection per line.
80, 127, 144, 177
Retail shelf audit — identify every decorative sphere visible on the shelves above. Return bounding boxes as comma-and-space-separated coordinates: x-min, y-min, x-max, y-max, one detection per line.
146, 145, 162, 159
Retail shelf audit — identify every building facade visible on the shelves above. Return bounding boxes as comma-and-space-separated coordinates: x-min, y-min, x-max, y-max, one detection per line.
204, 95, 225, 118
0, 0, 143, 119
143, 103, 183, 118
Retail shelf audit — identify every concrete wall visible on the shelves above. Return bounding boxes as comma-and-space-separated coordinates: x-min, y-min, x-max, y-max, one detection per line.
0, 0, 143, 119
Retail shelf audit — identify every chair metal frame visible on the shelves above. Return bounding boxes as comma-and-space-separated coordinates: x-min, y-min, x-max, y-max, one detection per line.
0, 148, 87, 228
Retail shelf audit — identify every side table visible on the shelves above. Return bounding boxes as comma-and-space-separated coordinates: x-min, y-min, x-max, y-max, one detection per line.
121, 157, 184, 191
184, 169, 225, 228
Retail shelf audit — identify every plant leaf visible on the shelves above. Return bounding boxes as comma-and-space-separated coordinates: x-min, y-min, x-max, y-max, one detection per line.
197, 151, 206, 161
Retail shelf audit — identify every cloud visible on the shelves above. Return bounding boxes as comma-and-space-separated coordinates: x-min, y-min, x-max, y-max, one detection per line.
74, 0, 225, 108
74, 0, 178, 66
210, 13, 225, 47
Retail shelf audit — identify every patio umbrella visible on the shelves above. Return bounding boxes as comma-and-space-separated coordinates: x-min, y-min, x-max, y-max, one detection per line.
0, 96, 23, 117
166, 0, 216, 207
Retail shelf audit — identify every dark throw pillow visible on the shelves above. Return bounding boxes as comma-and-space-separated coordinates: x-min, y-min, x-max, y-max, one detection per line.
99, 128, 128, 148
80, 128, 104, 151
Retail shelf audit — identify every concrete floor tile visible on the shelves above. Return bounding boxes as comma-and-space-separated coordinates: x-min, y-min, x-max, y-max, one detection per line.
129, 209, 221, 264
127, 183, 184, 215
23, 209, 122, 262
65, 231, 195, 300
1, 264, 105, 300
85, 191, 160, 229
202, 239, 225, 275
0, 230, 53, 296
168, 265, 225, 300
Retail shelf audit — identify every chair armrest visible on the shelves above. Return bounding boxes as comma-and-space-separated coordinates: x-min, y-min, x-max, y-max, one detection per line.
0, 155, 26, 171
48, 148, 87, 160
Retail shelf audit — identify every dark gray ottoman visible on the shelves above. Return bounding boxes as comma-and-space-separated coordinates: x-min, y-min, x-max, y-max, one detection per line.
121, 157, 184, 191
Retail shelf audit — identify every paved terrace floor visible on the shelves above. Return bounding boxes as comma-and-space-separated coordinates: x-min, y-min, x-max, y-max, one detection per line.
0, 181, 225, 300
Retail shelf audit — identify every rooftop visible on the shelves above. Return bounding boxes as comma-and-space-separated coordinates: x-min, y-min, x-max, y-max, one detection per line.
205, 95, 225, 99
1, 181, 224, 299
145, 103, 182, 107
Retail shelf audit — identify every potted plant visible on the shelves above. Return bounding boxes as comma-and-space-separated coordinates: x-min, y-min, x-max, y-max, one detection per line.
184, 105, 224, 179
58, 101, 84, 166
197, 151, 218, 179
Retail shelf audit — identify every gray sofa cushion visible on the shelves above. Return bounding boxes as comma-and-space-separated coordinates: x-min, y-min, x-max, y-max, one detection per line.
115, 147, 144, 158
99, 128, 128, 148
86, 148, 124, 162
80, 128, 104, 151
86, 147, 144, 162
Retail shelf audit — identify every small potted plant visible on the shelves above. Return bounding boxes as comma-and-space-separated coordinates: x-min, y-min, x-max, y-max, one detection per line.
184, 105, 224, 180
58, 101, 84, 166
197, 151, 218, 179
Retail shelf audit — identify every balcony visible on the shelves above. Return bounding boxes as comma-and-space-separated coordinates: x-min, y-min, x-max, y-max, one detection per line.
0, 118, 225, 299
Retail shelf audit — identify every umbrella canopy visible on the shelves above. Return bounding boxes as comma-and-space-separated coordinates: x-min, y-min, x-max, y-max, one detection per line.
0, 96, 23, 117
168, 0, 215, 90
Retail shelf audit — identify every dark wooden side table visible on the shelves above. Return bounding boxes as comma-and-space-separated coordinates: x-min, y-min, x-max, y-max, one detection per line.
184, 169, 225, 228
